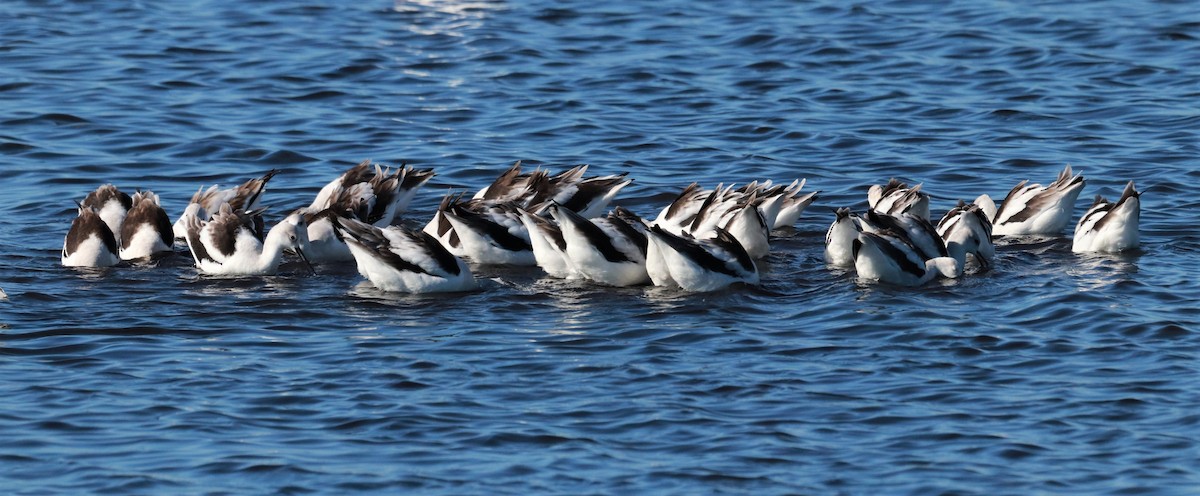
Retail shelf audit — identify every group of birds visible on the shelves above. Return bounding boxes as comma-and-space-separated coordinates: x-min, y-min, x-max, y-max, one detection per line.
61, 161, 1140, 292
826, 165, 1141, 286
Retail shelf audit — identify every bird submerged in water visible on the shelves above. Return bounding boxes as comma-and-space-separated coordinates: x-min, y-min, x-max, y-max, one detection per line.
976, 165, 1085, 236
868, 179, 930, 221
119, 190, 174, 261
852, 230, 960, 287
1072, 181, 1140, 253
333, 216, 476, 293
644, 225, 759, 292
936, 200, 994, 271
303, 160, 436, 264
62, 202, 120, 268
547, 204, 650, 287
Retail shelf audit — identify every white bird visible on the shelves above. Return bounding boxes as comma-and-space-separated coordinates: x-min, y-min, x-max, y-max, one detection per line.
308, 159, 435, 227
81, 184, 132, 236
859, 210, 948, 263
976, 165, 1085, 236
937, 200, 995, 271
852, 231, 959, 286
645, 225, 759, 292
685, 189, 771, 259
547, 204, 649, 287
184, 204, 312, 276
333, 216, 476, 293
435, 198, 535, 265
1073, 181, 1140, 253
62, 203, 119, 268
517, 208, 579, 279
761, 179, 820, 230
825, 207, 860, 267
172, 169, 278, 240
868, 179, 930, 220
473, 162, 632, 218
303, 160, 436, 264
119, 190, 174, 260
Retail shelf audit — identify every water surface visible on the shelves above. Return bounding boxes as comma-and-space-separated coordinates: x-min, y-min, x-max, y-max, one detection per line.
2, 0, 1199, 493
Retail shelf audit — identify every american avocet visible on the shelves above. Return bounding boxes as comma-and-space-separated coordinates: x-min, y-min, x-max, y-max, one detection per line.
62, 203, 119, 268
868, 179, 930, 220
824, 207, 860, 267
752, 179, 819, 230
937, 200, 995, 271
1073, 181, 1140, 253
517, 207, 579, 279
308, 159, 435, 227
333, 216, 476, 293
475, 162, 633, 218
119, 190, 173, 260
184, 204, 312, 276
530, 166, 633, 218
685, 189, 771, 259
172, 169, 278, 240
976, 165, 1085, 236
645, 225, 758, 292
303, 160, 436, 263
81, 184, 132, 236
853, 231, 959, 286
437, 198, 535, 265
547, 203, 649, 287
859, 209, 948, 263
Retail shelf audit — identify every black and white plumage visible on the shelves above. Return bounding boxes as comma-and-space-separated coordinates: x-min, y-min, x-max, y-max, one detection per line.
172, 169, 278, 240
308, 159, 435, 226
81, 184, 132, 236
868, 179, 930, 220
473, 163, 632, 219
1073, 181, 1140, 253
937, 200, 995, 271
859, 210, 949, 263
119, 190, 174, 260
517, 207, 579, 279
824, 207, 860, 267
333, 216, 475, 293
852, 231, 959, 286
976, 165, 1085, 236
645, 225, 759, 292
547, 204, 649, 287
62, 203, 119, 268
653, 185, 774, 259
654, 179, 818, 235
184, 204, 312, 276
303, 160, 436, 263
431, 197, 535, 265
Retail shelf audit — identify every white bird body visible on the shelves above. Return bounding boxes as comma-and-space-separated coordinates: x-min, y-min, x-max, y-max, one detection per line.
439, 200, 535, 265
119, 191, 174, 260
81, 184, 132, 237
980, 165, 1086, 236
548, 205, 649, 287
645, 226, 758, 292
1073, 181, 1140, 253
853, 231, 959, 286
62, 204, 120, 267
335, 217, 476, 293
185, 205, 311, 276
937, 201, 995, 271
303, 161, 435, 264
824, 208, 860, 267
859, 210, 948, 262
173, 170, 278, 240
868, 179, 930, 220
517, 208, 580, 279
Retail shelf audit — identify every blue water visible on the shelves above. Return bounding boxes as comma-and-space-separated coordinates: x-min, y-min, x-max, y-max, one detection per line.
2, 0, 1199, 493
